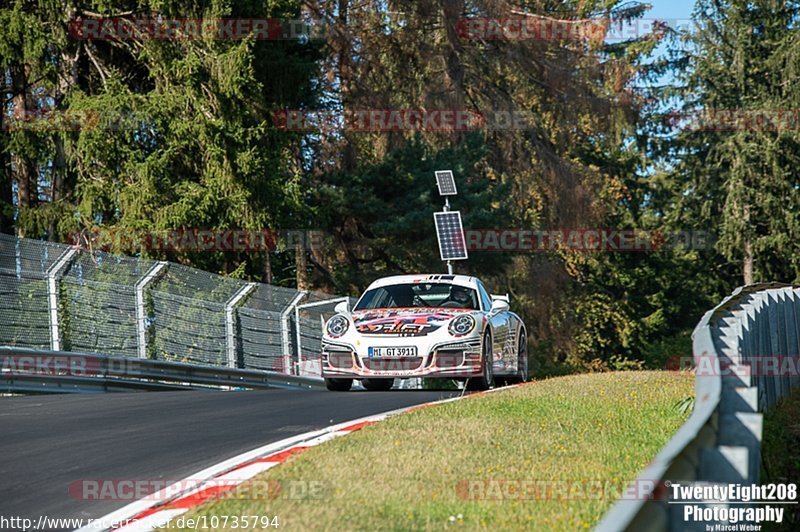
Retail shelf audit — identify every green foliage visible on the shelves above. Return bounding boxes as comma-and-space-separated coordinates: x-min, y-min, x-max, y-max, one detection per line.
2, 0, 319, 282
762, 386, 800, 529
312, 134, 512, 292
641, 330, 693, 371
653, 0, 800, 285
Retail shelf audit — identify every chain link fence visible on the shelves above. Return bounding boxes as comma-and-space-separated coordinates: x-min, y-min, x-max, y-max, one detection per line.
0, 234, 348, 377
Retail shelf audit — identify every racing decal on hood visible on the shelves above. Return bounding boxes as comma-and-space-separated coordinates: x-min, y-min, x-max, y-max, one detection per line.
353, 308, 469, 336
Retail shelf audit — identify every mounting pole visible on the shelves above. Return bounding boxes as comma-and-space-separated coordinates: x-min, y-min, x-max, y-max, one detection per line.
444, 197, 453, 274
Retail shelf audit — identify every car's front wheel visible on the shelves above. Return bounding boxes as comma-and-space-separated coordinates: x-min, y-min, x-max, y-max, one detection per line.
362, 378, 394, 391
325, 378, 353, 391
467, 332, 494, 391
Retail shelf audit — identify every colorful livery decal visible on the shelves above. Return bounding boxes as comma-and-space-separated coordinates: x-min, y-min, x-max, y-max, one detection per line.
353, 309, 469, 336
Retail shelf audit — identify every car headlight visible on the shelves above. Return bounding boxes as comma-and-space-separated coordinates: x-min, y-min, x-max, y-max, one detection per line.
449, 314, 476, 336
326, 315, 350, 338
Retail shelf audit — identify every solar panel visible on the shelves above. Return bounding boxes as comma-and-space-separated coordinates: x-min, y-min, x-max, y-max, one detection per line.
435, 170, 458, 196
434, 211, 468, 261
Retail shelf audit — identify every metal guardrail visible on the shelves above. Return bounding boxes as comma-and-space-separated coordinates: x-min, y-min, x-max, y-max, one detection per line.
0, 346, 325, 394
597, 283, 796, 531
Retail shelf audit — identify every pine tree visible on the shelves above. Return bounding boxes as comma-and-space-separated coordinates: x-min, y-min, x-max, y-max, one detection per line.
664, 0, 800, 285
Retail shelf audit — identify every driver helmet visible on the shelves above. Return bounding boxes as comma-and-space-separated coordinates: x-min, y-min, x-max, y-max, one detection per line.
451, 285, 470, 303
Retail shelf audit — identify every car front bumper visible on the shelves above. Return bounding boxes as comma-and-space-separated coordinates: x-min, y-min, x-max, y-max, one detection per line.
321, 338, 483, 379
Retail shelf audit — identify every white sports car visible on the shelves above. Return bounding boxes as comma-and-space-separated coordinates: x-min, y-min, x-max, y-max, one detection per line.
321, 274, 528, 391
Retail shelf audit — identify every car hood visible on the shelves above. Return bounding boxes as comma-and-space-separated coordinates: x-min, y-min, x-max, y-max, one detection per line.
351, 308, 471, 336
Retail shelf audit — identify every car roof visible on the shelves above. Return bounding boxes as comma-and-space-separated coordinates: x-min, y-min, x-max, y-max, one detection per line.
366, 274, 479, 290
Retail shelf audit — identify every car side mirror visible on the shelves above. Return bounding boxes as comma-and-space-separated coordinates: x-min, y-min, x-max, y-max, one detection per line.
334, 301, 350, 314
490, 299, 509, 313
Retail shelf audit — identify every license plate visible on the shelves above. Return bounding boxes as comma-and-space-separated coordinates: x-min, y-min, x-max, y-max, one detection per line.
368, 346, 417, 358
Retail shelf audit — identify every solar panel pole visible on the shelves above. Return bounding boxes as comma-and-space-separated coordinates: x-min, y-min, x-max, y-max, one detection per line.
443, 196, 455, 274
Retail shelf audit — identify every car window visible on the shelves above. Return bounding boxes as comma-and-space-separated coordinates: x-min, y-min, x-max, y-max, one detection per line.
354, 283, 479, 310
477, 280, 493, 311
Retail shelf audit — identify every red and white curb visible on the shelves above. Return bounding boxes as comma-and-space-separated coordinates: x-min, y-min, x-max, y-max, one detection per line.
78, 386, 521, 532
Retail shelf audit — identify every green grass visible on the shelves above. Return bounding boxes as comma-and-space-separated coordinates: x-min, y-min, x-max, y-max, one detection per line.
762, 387, 800, 531
167, 371, 693, 531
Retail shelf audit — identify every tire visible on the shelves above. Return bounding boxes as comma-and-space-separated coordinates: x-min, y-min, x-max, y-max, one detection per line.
506, 330, 529, 384
362, 378, 395, 391
325, 378, 353, 391
467, 332, 494, 391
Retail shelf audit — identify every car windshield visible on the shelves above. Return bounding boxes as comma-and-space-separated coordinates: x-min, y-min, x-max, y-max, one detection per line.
354, 283, 479, 311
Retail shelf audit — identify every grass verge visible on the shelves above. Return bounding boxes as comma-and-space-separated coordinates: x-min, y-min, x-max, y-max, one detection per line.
167, 371, 693, 531
762, 387, 800, 530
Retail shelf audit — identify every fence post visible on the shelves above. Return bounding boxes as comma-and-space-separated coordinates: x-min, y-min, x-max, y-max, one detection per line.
225, 283, 257, 368
295, 297, 350, 376
46, 247, 79, 351
135, 261, 168, 359
281, 291, 307, 374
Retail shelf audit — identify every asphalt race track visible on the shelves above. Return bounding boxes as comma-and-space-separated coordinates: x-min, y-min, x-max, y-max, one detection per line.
0, 388, 460, 527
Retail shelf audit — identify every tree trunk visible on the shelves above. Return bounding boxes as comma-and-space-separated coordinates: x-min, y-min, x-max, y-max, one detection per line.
49, 48, 80, 241
336, 0, 356, 171
296, 238, 310, 290
263, 251, 273, 284
743, 202, 754, 285
10, 63, 38, 238
0, 76, 13, 235
441, 0, 466, 142
743, 239, 754, 285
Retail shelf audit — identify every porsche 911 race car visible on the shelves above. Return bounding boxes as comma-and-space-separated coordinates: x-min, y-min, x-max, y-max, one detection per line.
321, 274, 528, 391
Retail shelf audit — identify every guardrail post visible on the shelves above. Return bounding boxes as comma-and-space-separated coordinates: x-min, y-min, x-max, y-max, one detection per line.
46, 247, 79, 351
225, 283, 257, 368
135, 261, 168, 359
281, 291, 307, 375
